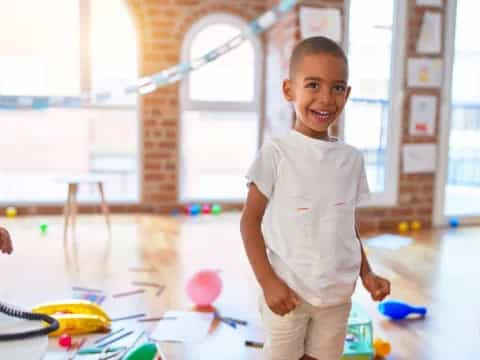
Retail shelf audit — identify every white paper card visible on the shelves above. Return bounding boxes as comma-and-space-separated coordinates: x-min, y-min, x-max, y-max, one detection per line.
416, 0, 442, 7
408, 58, 443, 88
417, 12, 442, 54
150, 311, 214, 343
403, 143, 437, 173
365, 234, 413, 250
409, 95, 437, 136
300, 7, 342, 42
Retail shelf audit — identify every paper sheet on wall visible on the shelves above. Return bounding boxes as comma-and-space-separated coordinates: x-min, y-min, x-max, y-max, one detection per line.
408, 58, 443, 88
150, 311, 214, 343
409, 95, 437, 136
417, 12, 442, 54
416, 0, 443, 7
402, 143, 437, 173
299, 7, 342, 42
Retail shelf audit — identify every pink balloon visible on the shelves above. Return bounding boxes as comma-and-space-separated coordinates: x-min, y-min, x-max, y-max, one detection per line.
186, 270, 222, 306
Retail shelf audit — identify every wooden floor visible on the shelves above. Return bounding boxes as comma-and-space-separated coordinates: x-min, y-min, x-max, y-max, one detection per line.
0, 212, 479, 359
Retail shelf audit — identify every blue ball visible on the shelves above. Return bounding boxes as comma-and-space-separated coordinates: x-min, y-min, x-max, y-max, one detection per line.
449, 217, 460, 228
189, 204, 201, 216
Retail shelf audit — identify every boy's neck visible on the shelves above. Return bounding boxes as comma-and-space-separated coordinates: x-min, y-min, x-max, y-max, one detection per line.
293, 122, 333, 141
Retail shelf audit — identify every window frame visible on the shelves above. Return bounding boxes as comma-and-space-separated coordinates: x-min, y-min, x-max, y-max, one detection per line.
342, 0, 406, 207
179, 13, 263, 203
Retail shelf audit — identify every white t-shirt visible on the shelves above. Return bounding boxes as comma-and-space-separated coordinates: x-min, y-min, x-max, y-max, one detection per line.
246, 130, 370, 306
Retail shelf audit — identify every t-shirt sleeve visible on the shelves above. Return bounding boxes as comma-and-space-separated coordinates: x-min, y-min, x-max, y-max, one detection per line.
356, 154, 371, 207
245, 142, 280, 199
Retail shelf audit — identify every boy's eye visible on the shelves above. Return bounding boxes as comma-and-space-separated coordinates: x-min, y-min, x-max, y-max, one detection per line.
333, 85, 346, 92
305, 82, 319, 89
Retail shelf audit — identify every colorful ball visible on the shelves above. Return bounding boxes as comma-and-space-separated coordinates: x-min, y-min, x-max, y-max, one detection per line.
5, 206, 17, 218
410, 220, 422, 231
211, 204, 222, 215
189, 204, 201, 216
185, 270, 222, 307
449, 217, 460, 228
202, 204, 211, 214
58, 333, 72, 348
373, 337, 391, 357
39, 223, 48, 235
398, 221, 409, 233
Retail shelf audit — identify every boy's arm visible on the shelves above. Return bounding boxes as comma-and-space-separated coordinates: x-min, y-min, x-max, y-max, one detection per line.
355, 224, 372, 277
355, 223, 390, 301
240, 184, 299, 315
0, 226, 13, 254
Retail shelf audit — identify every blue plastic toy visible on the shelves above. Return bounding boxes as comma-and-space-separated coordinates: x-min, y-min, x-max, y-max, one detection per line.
378, 300, 427, 320
189, 204, 201, 216
449, 217, 460, 228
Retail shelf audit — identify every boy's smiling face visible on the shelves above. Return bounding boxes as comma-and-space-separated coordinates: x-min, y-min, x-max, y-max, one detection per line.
283, 53, 351, 139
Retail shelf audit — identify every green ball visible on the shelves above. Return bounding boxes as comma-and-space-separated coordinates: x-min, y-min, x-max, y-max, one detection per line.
211, 204, 222, 215
39, 223, 48, 234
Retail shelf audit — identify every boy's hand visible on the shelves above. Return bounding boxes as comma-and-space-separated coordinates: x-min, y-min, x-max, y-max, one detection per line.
0, 227, 13, 254
361, 271, 390, 301
262, 274, 300, 316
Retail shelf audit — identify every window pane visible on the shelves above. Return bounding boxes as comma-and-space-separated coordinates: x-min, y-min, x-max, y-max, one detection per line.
0, 108, 138, 202
345, 0, 394, 193
180, 111, 258, 201
91, 0, 138, 106
189, 24, 255, 102
445, 0, 480, 216
0, 0, 80, 95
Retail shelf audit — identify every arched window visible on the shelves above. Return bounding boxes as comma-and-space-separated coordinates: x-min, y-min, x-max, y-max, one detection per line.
180, 14, 261, 202
0, 0, 139, 203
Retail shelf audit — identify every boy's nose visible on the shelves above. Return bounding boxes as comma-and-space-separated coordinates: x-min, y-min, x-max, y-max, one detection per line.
316, 88, 334, 104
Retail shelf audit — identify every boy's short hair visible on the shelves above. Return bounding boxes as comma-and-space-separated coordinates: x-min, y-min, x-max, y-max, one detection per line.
289, 36, 349, 80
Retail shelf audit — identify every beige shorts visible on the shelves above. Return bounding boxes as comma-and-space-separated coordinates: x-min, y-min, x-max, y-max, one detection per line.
259, 296, 351, 360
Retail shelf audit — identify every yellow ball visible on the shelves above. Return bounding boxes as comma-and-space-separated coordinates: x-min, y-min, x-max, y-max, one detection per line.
5, 206, 17, 218
411, 220, 422, 231
398, 221, 409, 233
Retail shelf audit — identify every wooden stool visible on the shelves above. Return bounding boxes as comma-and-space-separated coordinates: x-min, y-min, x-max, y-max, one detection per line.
60, 175, 111, 243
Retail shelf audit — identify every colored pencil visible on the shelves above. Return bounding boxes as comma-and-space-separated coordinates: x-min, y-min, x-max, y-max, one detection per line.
112, 289, 145, 298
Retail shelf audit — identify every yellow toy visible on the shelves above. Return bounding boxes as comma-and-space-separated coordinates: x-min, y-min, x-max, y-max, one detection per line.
410, 220, 422, 231
373, 337, 391, 357
31, 300, 111, 337
5, 206, 17, 218
397, 221, 409, 233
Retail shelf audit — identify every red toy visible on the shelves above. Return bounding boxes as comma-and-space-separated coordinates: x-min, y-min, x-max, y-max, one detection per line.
58, 333, 72, 348
186, 270, 222, 307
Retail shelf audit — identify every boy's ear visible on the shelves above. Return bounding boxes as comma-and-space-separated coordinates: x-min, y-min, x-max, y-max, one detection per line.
282, 79, 294, 102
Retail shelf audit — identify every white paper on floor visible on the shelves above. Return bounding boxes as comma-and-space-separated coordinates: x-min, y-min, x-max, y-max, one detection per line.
150, 311, 214, 343
241, 324, 265, 347
364, 234, 413, 250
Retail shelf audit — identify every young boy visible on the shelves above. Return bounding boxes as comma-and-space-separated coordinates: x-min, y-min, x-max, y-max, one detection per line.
0, 226, 13, 254
240, 36, 390, 360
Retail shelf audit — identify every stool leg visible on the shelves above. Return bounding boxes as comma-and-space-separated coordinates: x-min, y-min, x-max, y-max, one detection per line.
63, 184, 73, 245
97, 182, 111, 234
70, 184, 78, 241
